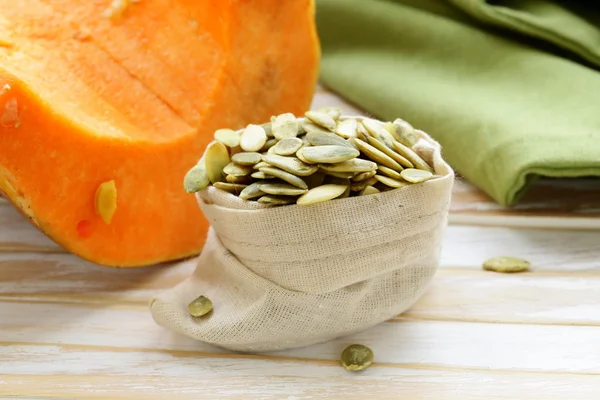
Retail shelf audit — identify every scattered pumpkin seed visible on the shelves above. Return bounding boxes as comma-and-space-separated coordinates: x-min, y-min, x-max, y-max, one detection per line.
205, 141, 230, 183
231, 152, 262, 166
272, 113, 299, 140
214, 128, 241, 148
400, 168, 433, 183
483, 257, 531, 273
95, 180, 117, 224
298, 145, 359, 164
240, 124, 267, 152
305, 110, 337, 131
271, 137, 304, 156
297, 184, 348, 206
188, 295, 212, 317
340, 344, 374, 371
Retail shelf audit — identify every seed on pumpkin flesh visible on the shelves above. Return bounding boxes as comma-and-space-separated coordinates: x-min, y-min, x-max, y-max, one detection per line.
95, 180, 117, 224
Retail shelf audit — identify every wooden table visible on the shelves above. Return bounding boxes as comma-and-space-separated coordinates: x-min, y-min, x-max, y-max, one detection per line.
1, 87, 600, 399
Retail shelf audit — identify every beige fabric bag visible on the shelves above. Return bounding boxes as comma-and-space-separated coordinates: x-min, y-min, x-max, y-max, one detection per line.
150, 129, 454, 352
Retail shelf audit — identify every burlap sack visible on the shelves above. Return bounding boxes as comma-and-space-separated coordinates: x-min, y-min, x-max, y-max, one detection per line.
150, 128, 454, 352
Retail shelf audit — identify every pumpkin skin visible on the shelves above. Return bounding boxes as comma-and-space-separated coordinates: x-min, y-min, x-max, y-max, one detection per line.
0, 0, 320, 267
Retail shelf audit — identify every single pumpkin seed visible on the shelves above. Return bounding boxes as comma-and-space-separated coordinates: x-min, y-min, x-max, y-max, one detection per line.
223, 162, 254, 177
366, 136, 412, 168
306, 131, 353, 148
254, 161, 271, 170
188, 295, 212, 317
400, 168, 433, 183
483, 256, 530, 273
319, 158, 377, 173
377, 165, 404, 180
359, 185, 380, 196
357, 120, 369, 140
271, 137, 304, 156
184, 162, 209, 193
321, 169, 355, 179
375, 174, 410, 188
239, 181, 267, 200
259, 167, 308, 189
346, 137, 359, 150
263, 154, 318, 176
318, 107, 342, 120
302, 120, 332, 135
362, 118, 395, 148
298, 145, 359, 164
258, 195, 297, 205
258, 183, 308, 196
351, 176, 378, 192
213, 182, 248, 194
214, 128, 241, 148
352, 170, 377, 182
392, 141, 432, 172
261, 123, 273, 137
231, 152, 262, 166
261, 138, 277, 152
354, 138, 404, 172
296, 184, 348, 206
335, 118, 358, 139
240, 124, 267, 152
226, 174, 252, 184
392, 118, 418, 147
272, 113, 299, 140
305, 110, 337, 131
205, 141, 230, 183
296, 148, 314, 164
251, 171, 274, 180
95, 180, 117, 224
340, 344, 374, 371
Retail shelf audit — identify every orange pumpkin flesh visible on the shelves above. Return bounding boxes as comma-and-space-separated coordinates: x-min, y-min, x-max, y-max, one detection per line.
0, 0, 320, 267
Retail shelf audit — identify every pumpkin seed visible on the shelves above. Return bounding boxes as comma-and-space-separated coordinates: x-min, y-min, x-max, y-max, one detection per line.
251, 171, 274, 180
272, 113, 299, 140
306, 131, 353, 148
240, 124, 267, 152
226, 174, 252, 184
366, 136, 412, 168
259, 167, 308, 189
335, 118, 358, 139
205, 141, 230, 183
392, 141, 433, 172
95, 180, 117, 224
254, 161, 270, 170
296, 149, 314, 164
351, 176, 378, 192
400, 168, 433, 183
271, 137, 303, 156
354, 138, 404, 172
261, 123, 273, 137
188, 295, 212, 317
346, 137, 359, 150
214, 128, 241, 148
340, 344, 374, 371
297, 184, 347, 206
319, 158, 377, 173
184, 162, 209, 193
375, 175, 410, 188
351, 170, 377, 182
359, 185, 380, 196
356, 121, 369, 141
231, 152, 262, 165
321, 170, 356, 179
258, 183, 308, 196
305, 111, 337, 131
263, 154, 318, 176
261, 138, 277, 152
392, 118, 418, 147
298, 145, 359, 164
303, 171, 326, 189
377, 165, 403, 180
223, 162, 254, 177
318, 107, 342, 120
302, 120, 332, 135
483, 257, 530, 273
258, 195, 297, 205
239, 181, 267, 200
362, 118, 395, 148
213, 182, 247, 194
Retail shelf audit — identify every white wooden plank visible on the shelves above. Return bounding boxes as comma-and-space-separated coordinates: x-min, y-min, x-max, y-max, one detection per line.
1, 346, 600, 400
2, 301, 600, 373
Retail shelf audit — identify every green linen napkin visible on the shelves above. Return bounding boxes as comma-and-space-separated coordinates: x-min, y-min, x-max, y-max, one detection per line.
315, 0, 600, 206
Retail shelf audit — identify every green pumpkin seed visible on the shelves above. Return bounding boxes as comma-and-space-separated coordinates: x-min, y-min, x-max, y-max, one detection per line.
377, 165, 403, 180
392, 118, 418, 147
223, 162, 254, 177
261, 138, 277, 152
226, 174, 252, 184
302, 120, 332, 135
298, 145, 359, 164
271, 137, 304, 156
362, 118, 395, 148
240, 124, 267, 152
259, 167, 308, 189
188, 295, 213, 317
351, 176, 378, 192
272, 113, 299, 140
205, 141, 230, 184
213, 182, 248, 194
239, 181, 267, 200
400, 168, 433, 183
346, 137, 359, 150
321, 170, 356, 179
366, 136, 412, 168
250, 171, 274, 180
306, 131, 353, 148
483, 256, 530, 273
392, 141, 432, 172
257, 195, 297, 205
297, 184, 348, 206
183, 162, 210, 193
254, 161, 270, 170
305, 111, 337, 131
351, 170, 377, 182
354, 138, 404, 172
375, 175, 410, 188
318, 107, 342, 120
340, 344, 374, 371
319, 158, 377, 173
335, 118, 358, 139
214, 128, 241, 148
263, 154, 319, 176
261, 123, 273, 137
258, 183, 308, 196
359, 185, 380, 196
231, 152, 262, 165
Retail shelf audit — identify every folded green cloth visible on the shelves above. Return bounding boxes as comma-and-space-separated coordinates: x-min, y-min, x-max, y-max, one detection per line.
315, 0, 600, 206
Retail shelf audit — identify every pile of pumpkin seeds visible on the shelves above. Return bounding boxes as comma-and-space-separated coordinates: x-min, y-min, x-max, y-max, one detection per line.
184, 108, 436, 206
